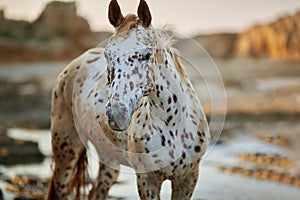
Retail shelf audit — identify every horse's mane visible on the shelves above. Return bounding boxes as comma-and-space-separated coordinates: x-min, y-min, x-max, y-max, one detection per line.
154, 30, 187, 81
154, 29, 175, 50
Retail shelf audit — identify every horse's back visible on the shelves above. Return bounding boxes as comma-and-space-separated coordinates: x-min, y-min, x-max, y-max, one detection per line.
51, 48, 105, 113
50, 47, 107, 151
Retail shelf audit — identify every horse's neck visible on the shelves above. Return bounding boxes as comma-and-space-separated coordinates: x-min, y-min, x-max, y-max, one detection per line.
155, 48, 187, 96
146, 49, 188, 125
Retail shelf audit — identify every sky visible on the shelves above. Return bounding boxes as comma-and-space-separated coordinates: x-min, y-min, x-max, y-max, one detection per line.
0, 0, 300, 35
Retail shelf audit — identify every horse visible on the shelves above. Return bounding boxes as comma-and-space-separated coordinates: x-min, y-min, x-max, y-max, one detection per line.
46, 0, 210, 199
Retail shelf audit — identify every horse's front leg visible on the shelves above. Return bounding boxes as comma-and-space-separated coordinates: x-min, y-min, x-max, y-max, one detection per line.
89, 162, 120, 200
136, 172, 164, 200
171, 163, 199, 200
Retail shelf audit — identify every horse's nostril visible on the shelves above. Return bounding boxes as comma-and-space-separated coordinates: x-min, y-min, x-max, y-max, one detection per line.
106, 102, 114, 124
106, 101, 129, 131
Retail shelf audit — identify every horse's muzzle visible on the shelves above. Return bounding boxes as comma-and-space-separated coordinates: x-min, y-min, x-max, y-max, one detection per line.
106, 101, 132, 131
106, 89, 143, 131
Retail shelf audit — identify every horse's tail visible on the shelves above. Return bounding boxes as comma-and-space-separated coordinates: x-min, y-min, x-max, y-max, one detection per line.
45, 176, 56, 200
71, 148, 88, 200
45, 148, 88, 200
45, 157, 56, 200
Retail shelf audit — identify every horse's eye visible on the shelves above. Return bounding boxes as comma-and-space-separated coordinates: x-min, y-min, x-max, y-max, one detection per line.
142, 53, 151, 61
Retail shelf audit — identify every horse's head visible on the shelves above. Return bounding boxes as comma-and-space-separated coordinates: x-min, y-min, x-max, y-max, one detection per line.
105, 0, 156, 131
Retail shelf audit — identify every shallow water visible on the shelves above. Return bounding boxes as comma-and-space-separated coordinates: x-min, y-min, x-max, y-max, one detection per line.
1, 128, 299, 200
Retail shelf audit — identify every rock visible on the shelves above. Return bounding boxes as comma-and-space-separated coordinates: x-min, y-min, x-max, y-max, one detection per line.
0, 10, 32, 40
2, 174, 124, 200
0, 1, 109, 62
0, 126, 44, 165
0, 188, 3, 200
5, 175, 48, 200
33, 1, 91, 40
234, 11, 300, 60
192, 33, 237, 58
181, 10, 300, 60
0, 79, 51, 129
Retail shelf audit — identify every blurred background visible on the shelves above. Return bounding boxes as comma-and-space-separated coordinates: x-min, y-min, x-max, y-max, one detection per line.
0, 0, 299, 199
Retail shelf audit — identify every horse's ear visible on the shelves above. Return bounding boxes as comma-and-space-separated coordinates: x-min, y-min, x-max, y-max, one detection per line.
138, 0, 152, 28
108, 0, 124, 27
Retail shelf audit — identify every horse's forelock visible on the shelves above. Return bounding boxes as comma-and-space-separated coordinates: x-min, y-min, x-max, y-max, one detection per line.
115, 14, 139, 35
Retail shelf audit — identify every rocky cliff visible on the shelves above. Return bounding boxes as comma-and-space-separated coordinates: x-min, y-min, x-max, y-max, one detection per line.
0, 10, 31, 39
0, 1, 111, 62
233, 11, 300, 60
191, 11, 300, 60
192, 33, 237, 58
33, 1, 90, 39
